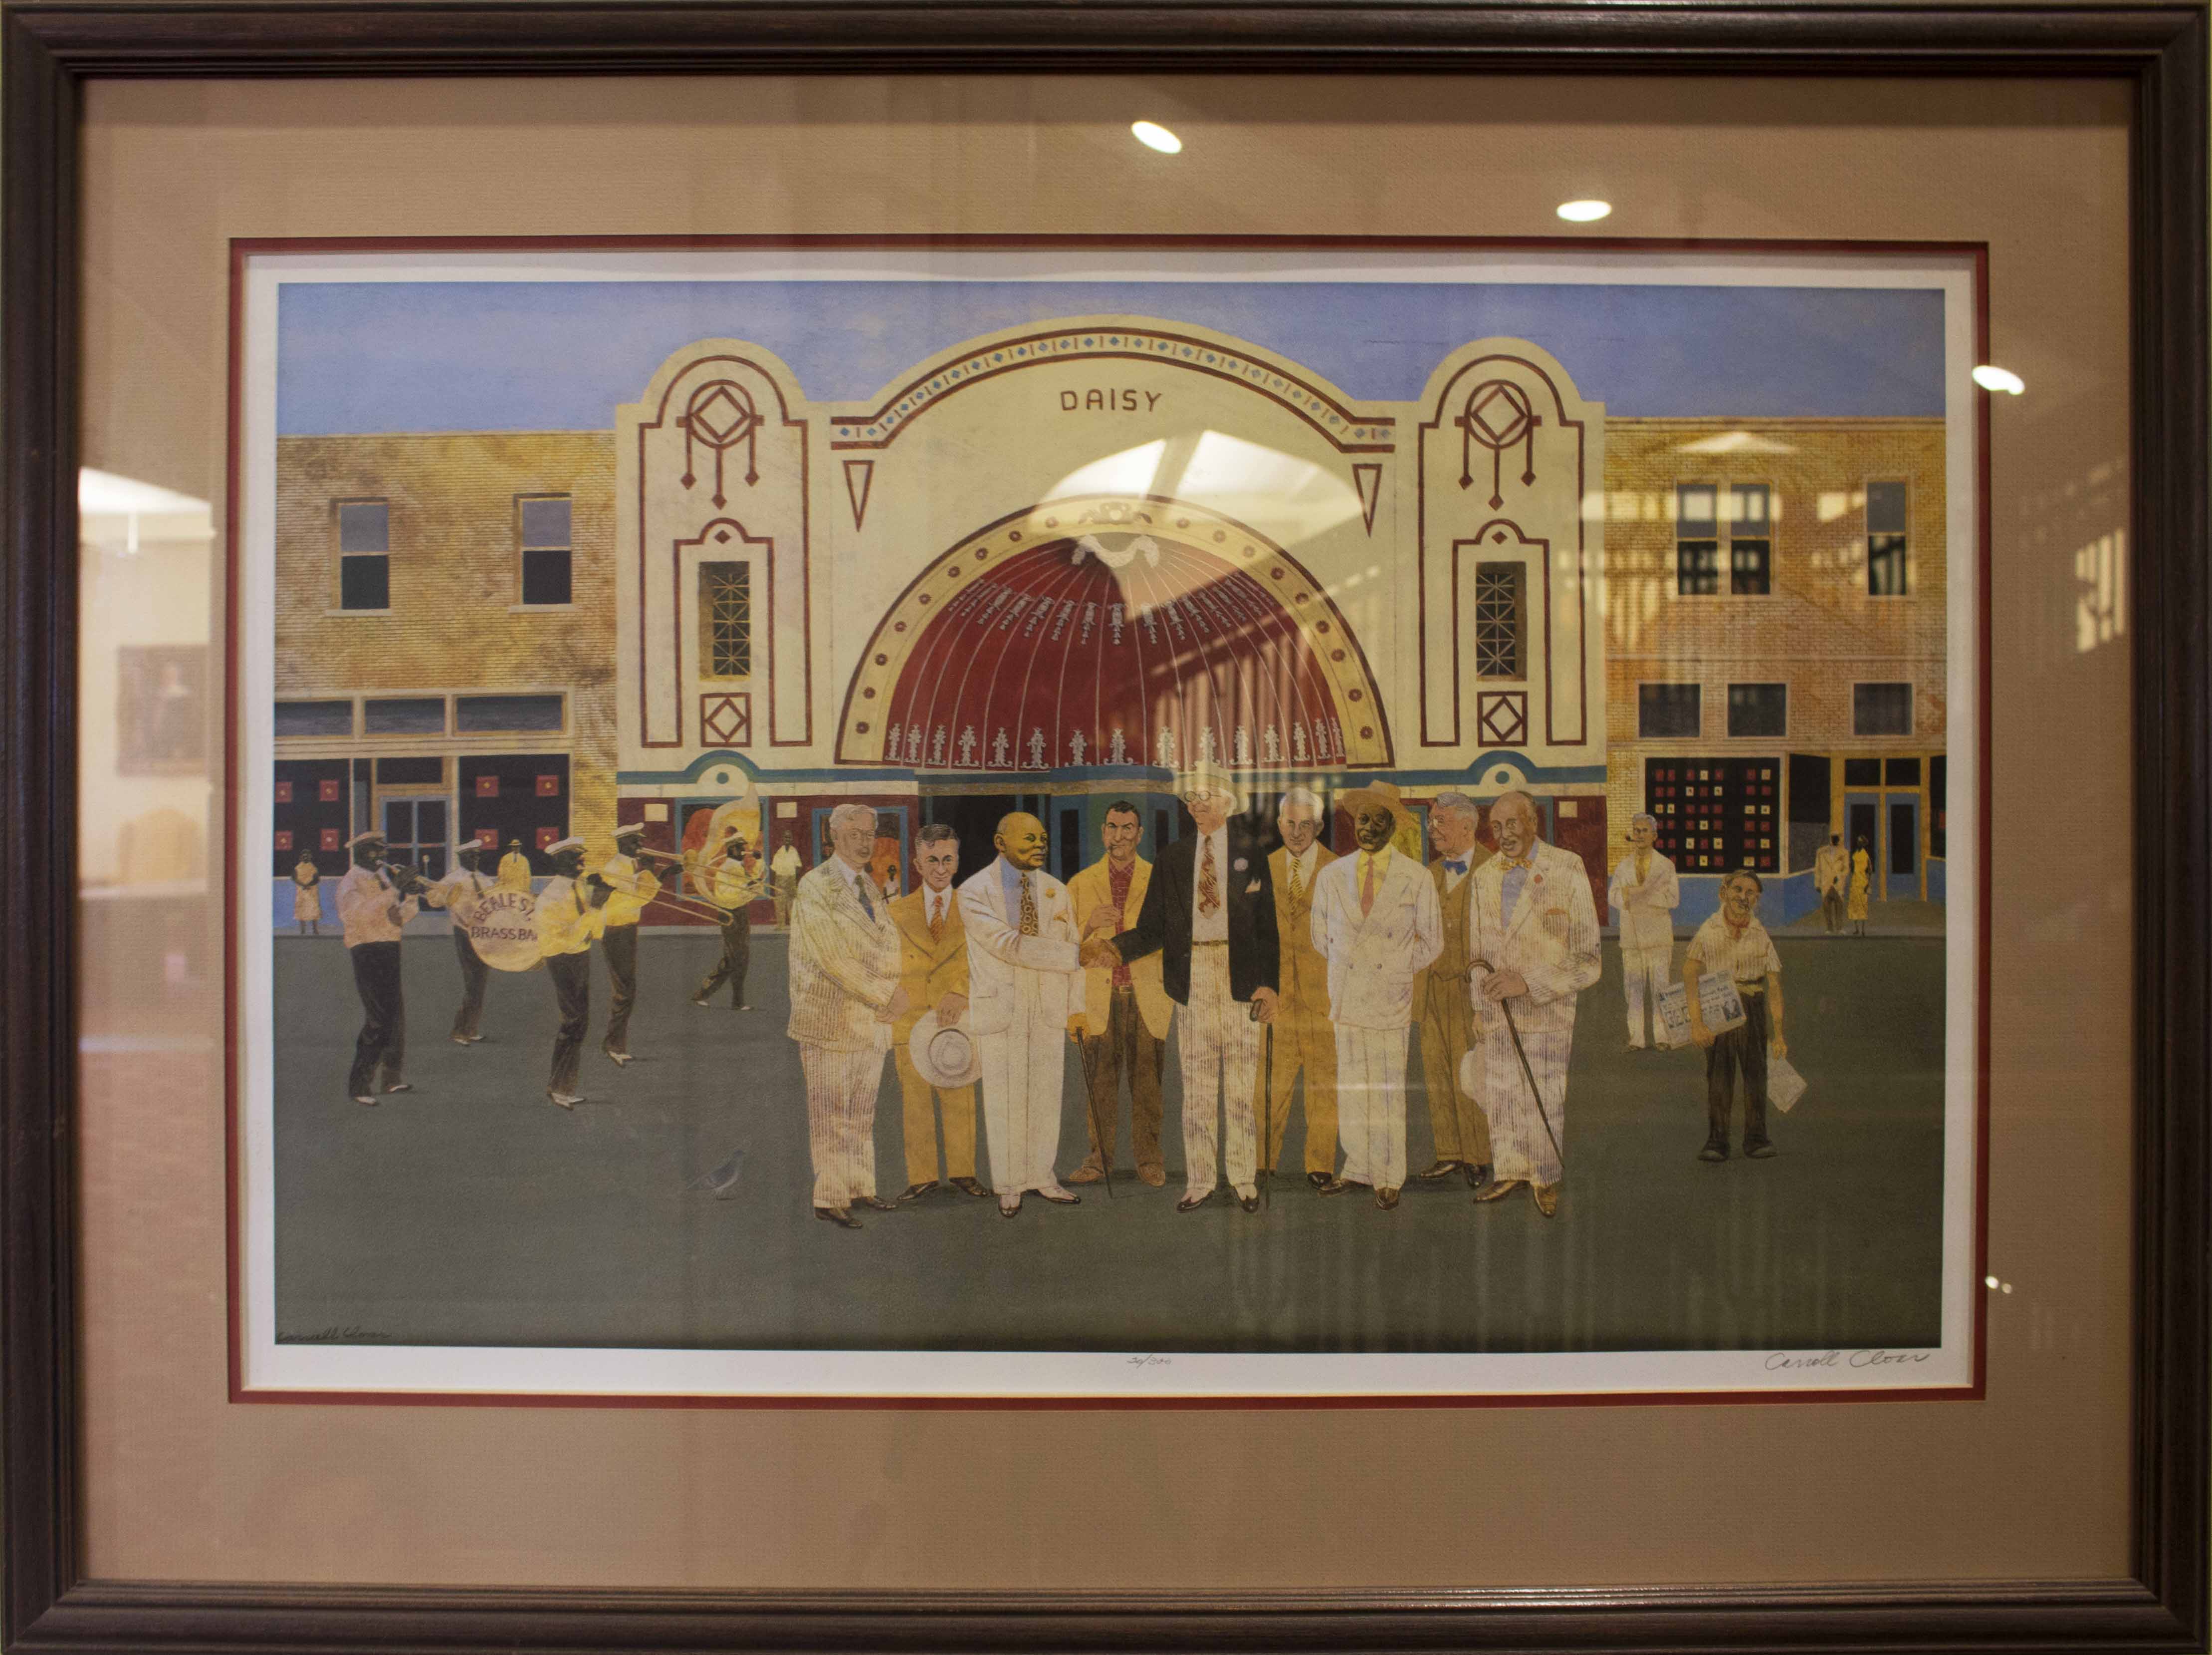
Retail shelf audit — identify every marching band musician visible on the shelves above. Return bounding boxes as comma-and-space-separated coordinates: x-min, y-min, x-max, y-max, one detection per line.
424, 832, 497, 1046
597, 823, 661, 1067
691, 824, 763, 1012
335, 829, 423, 1106
536, 836, 610, 1110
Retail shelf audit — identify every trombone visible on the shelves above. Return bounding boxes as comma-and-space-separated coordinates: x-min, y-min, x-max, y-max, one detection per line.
630, 801, 763, 925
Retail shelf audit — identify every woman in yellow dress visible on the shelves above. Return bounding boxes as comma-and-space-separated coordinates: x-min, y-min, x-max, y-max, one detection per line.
290, 851, 322, 935
1847, 835, 1872, 936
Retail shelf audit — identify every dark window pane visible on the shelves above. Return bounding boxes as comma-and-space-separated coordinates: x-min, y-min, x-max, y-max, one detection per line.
1866, 480, 1909, 534
1854, 682, 1914, 736
339, 554, 389, 610
1730, 538, 1771, 596
521, 546, 572, 606
1869, 533, 1909, 595
274, 699, 354, 738
375, 756, 443, 785
419, 799, 447, 840
700, 560, 752, 676
519, 496, 571, 547
1930, 755, 1948, 858
1472, 561, 1525, 679
1676, 540, 1721, 596
1885, 757, 1922, 786
456, 694, 565, 733
1890, 802, 1916, 874
1638, 683, 1702, 739
1844, 757, 1882, 786
337, 500, 389, 553
365, 697, 446, 735
1727, 683, 1787, 738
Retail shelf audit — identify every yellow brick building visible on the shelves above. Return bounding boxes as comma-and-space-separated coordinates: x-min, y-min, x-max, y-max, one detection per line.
270, 432, 616, 884
1602, 417, 1948, 926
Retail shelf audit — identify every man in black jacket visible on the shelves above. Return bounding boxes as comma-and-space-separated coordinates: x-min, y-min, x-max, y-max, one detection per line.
1084, 764, 1279, 1213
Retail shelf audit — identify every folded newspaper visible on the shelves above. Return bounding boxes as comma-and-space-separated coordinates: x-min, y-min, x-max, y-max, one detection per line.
1767, 1054, 1808, 1113
1656, 974, 1746, 1047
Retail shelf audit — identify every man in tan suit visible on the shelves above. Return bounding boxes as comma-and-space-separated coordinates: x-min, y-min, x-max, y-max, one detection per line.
887, 823, 987, 1203
1068, 801, 1172, 1186
1411, 790, 1493, 1187
1256, 786, 1340, 1186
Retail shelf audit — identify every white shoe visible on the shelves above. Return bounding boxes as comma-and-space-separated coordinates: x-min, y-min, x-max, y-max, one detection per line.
547, 1091, 584, 1110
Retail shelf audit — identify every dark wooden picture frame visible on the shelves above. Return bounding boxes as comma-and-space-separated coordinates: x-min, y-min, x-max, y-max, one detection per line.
2, 3, 2205, 1650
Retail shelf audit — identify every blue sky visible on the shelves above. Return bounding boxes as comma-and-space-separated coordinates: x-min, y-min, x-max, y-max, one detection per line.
277, 279, 1948, 435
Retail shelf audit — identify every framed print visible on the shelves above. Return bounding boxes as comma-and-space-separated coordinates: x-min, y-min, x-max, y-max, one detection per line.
229, 236, 1988, 1405
5, 4, 2207, 1654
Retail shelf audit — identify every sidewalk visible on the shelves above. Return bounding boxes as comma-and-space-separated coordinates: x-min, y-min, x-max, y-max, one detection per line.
1779, 896, 1947, 939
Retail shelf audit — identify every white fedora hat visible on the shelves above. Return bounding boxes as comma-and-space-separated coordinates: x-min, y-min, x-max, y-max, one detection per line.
908, 1010, 982, 1090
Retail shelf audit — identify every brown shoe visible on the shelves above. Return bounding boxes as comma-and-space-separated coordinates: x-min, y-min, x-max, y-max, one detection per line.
852, 1194, 896, 1211
897, 1181, 939, 1204
1306, 1171, 1333, 1188
1065, 1164, 1105, 1184
815, 1205, 862, 1230
1474, 1179, 1527, 1203
1316, 1178, 1360, 1196
1138, 1166, 1167, 1187
1375, 1187, 1400, 1210
1414, 1160, 1462, 1181
1533, 1182, 1560, 1218
950, 1177, 990, 1198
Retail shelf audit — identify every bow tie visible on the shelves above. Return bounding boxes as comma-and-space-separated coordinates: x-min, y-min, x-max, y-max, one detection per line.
1444, 859, 1467, 876
1497, 855, 1532, 872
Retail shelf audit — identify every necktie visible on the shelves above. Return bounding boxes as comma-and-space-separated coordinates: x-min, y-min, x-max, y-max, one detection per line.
1636, 850, 1650, 884
855, 874, 875, 921
929, 894, 945, 941
1018, 873, 1039, 937
1360, 853, 1377, 917
1287, 853, 1305, 902
1198, 838, 1220, 916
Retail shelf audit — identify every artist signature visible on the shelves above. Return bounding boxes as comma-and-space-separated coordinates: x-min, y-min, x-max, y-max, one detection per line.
284, 1325, 390, 1343
1126, 1354, 1173, 1370
1765, 1348, 1932, 1372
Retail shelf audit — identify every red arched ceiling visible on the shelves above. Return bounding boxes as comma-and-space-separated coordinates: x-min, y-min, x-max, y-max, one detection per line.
873, 531, 1351, 773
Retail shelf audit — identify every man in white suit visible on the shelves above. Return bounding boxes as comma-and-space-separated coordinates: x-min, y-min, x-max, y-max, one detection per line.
958, 811, 1085, 1218
787, 802, 909, 1230
1465, 790, 1602, 1218
1608, 811, 1681, 1050
1309, 781, 1442, 1209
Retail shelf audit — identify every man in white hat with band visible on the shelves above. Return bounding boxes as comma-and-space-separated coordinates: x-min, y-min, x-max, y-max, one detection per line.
1310, 780, 1442, 1208
425, 833, 497, 1045
1088, 764, 1279, 1214
536, 836, 610, 1109
597, 822, 661, 1066
336, 828, 423, 1105
959, 811, 1085, 1217
788, 802, 908, 1229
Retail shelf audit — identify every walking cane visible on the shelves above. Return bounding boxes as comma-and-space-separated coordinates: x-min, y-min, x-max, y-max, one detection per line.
1071, 1025, 1116, 1200
1472, 953, 1566, 1172
1260, 1016, 1274, 1210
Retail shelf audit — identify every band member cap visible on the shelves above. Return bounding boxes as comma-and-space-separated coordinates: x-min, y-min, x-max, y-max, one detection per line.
611, 823, 647, 842
458, 833, 497, 852
344, 830, 386, 849
1173, 763, 1243, 814
544, 836, 586, 855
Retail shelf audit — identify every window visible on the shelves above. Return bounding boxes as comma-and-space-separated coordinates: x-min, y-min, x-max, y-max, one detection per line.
1854, 682, 1914, 736
700, 561, 753, 679
1471, 562, 1525, 679
1728, 483, 1772, 595
1884, 756, 1921, 786
364, 696, 446, 734
1867, 480, 1909, 595
1644, 757, 1779, 874
1638, 683, 1702, 739
519, 496, 572, 607
336, 500, 390, 610
274, 699, 354, 738
1675, 484, 1720, 595
1843, 757, 1882, 787
455, 693, 565, 733
375, 756, 443, 785
1726, 682, 1787, 737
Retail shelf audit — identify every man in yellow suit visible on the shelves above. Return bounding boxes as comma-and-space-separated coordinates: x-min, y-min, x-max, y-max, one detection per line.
887, 823, 987, 1203
1413, 790, 1493, 1187
597, 822, 661, 1066
1069, 800, 1173, 1187
497, 837, 532, 892
1256, 786, 1339, 1186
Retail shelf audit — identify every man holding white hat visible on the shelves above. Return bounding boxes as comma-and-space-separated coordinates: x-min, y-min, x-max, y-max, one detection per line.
597, 822, 661, 1067
888, 823, 986, 1201
1087, 764, 1279, 1213
535, 836, 610, 1108
1309, 780, 1442, 1208
336, 828, 423, 1105
425, 833, 497, 1045
788, 802, 908, 1228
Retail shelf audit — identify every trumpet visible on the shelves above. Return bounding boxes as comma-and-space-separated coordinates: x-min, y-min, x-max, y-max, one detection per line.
380, 860, 430, 899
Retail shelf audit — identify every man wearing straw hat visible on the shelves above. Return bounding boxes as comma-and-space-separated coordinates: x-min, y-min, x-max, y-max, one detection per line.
596, 822, 661, 1067
1086, 764, 1279, 1214
1463, 790, 1602, 1217
1309, 780, 1443, 1208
